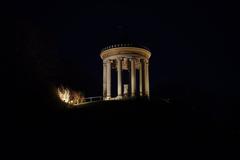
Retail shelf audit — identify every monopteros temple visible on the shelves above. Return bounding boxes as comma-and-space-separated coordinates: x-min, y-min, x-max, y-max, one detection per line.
100, 44, 151, 100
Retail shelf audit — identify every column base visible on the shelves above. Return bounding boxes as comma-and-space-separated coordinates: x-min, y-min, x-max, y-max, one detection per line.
116, 95, 123, 100
104, 96, 112, 100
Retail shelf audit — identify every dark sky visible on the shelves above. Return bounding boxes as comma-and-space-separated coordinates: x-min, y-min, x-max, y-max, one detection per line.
16, 0, 240, 102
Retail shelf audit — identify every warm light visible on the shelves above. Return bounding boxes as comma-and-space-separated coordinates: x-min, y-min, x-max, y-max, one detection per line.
57, 85, 84, 106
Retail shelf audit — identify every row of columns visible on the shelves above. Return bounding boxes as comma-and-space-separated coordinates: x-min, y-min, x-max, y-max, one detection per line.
103, 58, 150, 100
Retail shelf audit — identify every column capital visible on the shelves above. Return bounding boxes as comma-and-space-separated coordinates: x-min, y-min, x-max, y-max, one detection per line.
116, 57, 123, 61
129, 57, 137, 61
143, 59, 149, 64
103, 59, 112, 64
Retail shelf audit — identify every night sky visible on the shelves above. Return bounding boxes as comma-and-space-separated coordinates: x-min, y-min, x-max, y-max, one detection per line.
15, 0, 240, 132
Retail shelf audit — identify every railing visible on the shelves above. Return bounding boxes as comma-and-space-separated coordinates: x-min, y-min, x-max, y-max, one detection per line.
101, 43, 150, 52
82, 96, 103, 103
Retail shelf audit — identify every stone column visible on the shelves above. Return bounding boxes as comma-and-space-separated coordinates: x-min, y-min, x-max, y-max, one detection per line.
130, 58, 136, 97
117, 58, 122, 98
139, 59, 143, 96
106, 60, 111, 99
103, 62, 107, 98
144, 59, 150, 97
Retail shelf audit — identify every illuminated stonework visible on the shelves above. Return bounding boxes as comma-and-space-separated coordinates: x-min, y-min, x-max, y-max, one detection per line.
100, 44, 151, 100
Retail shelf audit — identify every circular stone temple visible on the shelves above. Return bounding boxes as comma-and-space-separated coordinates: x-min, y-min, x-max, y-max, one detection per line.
100, 44, 151, 100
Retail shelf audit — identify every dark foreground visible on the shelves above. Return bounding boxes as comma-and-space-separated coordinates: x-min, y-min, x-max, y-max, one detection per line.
13, 96, 239, 144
